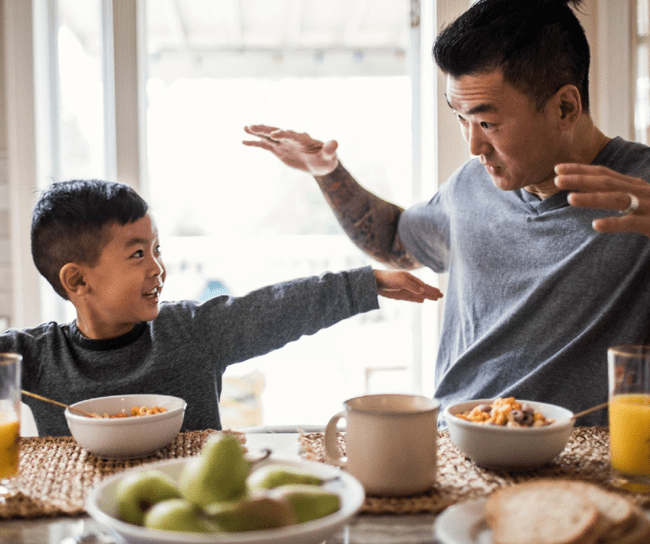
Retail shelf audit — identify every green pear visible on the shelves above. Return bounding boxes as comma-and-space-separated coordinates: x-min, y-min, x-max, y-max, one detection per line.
247, 464, 324, 490
272, 484, 341, 523
205, 494, 296, 532
144, 498, 219, 533
178, 433, 251, 507
116, 469, 182, 526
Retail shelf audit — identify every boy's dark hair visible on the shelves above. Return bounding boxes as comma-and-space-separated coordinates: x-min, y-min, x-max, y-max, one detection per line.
31, 179, 149, 299
433, 0, 590, 111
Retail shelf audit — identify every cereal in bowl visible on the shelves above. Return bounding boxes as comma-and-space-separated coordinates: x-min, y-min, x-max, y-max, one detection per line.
456, 397, 554, 427
90, 405, 168, 418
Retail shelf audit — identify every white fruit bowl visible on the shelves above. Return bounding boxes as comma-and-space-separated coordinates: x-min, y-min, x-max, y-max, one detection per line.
86, 456, 365, 544
443, 399, 575, 470
65, 394, 186, 459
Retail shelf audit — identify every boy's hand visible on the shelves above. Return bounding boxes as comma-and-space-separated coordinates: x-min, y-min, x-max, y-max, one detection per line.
373, 270, 443, 303
243, 125, 339, 176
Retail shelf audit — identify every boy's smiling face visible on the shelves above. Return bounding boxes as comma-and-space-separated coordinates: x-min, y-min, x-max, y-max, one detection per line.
75, 213, 166, 339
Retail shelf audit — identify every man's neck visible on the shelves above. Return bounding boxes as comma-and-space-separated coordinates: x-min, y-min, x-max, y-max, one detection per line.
525, 116, 611, 200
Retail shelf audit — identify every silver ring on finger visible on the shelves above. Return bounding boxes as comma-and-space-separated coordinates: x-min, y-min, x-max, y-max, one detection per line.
620, 193, 640, 217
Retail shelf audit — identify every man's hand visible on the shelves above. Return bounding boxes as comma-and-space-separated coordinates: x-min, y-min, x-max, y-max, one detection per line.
243, 124, 420, 270
373, 270, 443, 303
243, 125, 339, 176
555, 163, 650, 238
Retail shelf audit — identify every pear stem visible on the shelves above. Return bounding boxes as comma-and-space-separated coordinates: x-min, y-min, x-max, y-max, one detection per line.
251, 448, 272, 465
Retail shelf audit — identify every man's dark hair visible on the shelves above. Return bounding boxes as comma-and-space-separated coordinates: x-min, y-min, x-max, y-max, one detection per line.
31, 179, 149, 299
433, 0, 590, 111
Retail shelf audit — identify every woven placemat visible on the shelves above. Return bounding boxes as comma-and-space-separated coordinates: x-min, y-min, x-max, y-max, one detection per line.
0, 429, 244, 520
299, 427, 650, 515
5, 427, 650, 521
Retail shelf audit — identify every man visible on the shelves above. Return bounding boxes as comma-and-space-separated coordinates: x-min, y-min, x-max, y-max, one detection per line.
243, 0, 650, 425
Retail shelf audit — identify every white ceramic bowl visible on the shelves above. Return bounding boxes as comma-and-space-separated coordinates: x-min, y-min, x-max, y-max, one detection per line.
443, 399, 574, 470
65, 394, 186, 459
86, 456, 365, 544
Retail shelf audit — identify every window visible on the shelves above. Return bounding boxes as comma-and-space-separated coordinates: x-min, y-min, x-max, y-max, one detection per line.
144, 0, 433, 427
25, 0, 466, 430
57, 0, 107, 180
33, 0, 109, 323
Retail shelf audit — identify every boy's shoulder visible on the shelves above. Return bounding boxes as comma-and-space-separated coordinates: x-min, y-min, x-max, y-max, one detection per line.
3, 320, 68, 335
1, 321, 71, 347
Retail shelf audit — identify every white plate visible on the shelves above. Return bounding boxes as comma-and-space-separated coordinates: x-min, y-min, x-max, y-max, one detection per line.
434, 498, 492, 544
86, 456, 365, 544
435, 496, 650, 544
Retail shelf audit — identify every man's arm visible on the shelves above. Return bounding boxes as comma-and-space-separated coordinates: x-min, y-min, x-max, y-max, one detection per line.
243, 125, 422, 269
314, 163, 421, 269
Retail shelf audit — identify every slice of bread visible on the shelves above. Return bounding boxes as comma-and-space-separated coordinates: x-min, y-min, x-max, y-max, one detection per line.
485, 480, 603, 544
560, 481, 636, 540
484, 479, 650, 544
607, 507, 650, 544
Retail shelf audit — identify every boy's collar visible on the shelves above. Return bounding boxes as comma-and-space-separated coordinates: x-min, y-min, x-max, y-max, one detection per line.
70, 321, 148, 351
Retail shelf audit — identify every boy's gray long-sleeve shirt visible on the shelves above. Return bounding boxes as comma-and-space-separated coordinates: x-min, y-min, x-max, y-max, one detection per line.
1, 267, 379, 436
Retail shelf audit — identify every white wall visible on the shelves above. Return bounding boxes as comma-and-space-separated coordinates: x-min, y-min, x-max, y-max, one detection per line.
0, 0, 10, 331
0, 152, 9, 332
3, 0, 42, 330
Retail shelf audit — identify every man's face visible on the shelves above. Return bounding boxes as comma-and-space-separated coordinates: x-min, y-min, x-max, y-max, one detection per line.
446, 69, 562, 193
81, 213, 166, 338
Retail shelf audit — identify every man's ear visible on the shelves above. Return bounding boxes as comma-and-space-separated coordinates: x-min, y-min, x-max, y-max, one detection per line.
553, 84, 582, 128
59, 263, 88, 297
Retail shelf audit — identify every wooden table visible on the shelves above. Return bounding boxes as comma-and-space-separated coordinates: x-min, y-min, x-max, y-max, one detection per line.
2, 431, 440, 544
1, 427, 648, 544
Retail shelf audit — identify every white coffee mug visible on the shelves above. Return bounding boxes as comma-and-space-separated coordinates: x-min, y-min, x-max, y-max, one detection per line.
324, 393, 439, 496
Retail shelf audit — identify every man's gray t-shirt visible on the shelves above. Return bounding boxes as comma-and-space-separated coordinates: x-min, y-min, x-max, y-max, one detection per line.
399, 137, 650, 426
2, 267, 379, 436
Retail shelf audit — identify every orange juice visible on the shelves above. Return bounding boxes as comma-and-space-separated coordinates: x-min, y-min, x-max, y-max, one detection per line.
0, 415, 20, 479
609, 393, 650, 475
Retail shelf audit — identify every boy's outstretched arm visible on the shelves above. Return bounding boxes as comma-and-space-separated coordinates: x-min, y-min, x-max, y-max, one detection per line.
374, 270, 443, 303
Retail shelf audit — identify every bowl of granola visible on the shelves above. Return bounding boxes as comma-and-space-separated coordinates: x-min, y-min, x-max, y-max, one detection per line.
443, 398, 574, 470
65, 394, 186, 459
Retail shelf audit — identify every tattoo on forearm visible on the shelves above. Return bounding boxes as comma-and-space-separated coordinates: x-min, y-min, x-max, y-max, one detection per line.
314, 163, 420, 269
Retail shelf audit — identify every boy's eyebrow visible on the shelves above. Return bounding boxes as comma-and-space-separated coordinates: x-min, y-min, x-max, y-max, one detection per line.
124, 233, 158, 247
445, 95, 498, 115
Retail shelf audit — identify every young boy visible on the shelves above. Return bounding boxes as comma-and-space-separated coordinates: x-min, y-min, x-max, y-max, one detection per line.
1, 180, 442, 436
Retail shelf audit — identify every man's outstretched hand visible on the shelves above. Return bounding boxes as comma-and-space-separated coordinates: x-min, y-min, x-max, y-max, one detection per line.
373, 270, 443, 303
243, 125, 339, 176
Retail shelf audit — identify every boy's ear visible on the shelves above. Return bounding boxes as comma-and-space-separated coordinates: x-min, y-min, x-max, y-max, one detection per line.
59, 263, 89, 297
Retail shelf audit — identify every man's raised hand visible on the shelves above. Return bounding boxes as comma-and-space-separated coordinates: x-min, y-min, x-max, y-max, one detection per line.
243, 125, 339, 176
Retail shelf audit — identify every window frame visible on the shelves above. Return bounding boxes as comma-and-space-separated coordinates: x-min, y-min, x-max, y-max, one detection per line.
634, 0, 650, 143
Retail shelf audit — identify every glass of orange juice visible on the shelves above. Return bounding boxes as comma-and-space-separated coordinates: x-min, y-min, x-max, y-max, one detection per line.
609, 345, 650, 493
0, 353, 21, 498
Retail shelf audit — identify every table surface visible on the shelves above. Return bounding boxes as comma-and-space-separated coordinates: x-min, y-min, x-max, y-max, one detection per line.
1, 431, 443, 544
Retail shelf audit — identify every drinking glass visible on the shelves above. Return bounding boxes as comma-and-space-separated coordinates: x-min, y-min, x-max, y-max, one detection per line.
0, 353, 21, 498
608, 345, 650, 493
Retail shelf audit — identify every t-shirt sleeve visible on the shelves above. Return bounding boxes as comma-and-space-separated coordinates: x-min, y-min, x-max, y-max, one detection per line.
398, 192, 451, 274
